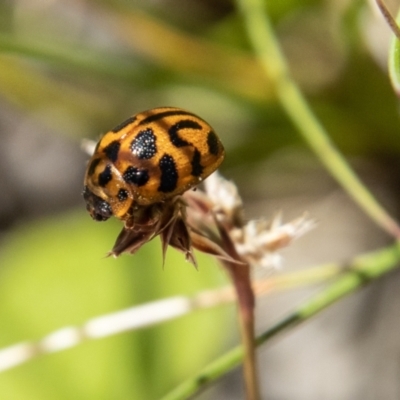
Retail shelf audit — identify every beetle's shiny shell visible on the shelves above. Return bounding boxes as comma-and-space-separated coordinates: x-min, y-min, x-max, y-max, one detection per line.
84, 107, 225, 220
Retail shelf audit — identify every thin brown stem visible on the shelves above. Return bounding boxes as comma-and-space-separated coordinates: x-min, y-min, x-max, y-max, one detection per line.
230, 263, 260, 400
222, 259, 259, 400
376, 0, 400, 40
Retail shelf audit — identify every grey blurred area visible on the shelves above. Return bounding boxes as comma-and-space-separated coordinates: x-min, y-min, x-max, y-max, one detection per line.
250, 156, 400, 400
199, 153, 400, 400
0, 102, 86, 229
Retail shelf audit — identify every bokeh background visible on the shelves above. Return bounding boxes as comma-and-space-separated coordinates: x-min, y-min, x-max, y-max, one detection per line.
1, 0, 400, 399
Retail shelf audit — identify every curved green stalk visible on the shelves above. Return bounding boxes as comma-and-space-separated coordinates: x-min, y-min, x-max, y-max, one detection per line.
235, 0, 400, 239
0, 33, 144, 83
160, 243, 400, 400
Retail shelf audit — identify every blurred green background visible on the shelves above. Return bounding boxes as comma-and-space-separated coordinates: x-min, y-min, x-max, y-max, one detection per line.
1, 0, 400, 399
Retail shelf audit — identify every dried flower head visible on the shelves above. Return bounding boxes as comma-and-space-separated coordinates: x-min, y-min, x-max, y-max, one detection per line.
108, 170, 313, 271
186, 172, 314, 269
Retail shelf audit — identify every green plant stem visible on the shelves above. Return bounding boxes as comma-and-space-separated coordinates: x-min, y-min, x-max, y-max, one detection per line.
160, 243, 400, 400
0, 34, 143, 83
235, 0, 400, 239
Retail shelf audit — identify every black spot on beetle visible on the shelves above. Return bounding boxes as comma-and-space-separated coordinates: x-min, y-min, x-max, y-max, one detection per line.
98, 164, 113, 187
111, 116, 136, 133
117, 188, 129, 202
130, 128, 157, 159
191, 148, 203, 177
123, 166, 149, 187
103, 140, 121, 162
87, 158, 101, 176
139, 109, 196, 125
168, 120, 202, 148
158, 154, 178, 193
207, 130, 219, 156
